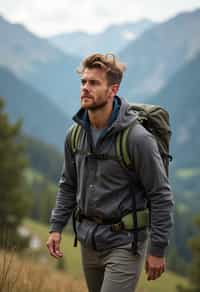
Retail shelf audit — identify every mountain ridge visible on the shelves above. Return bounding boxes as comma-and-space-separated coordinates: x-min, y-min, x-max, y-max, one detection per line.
0, 66, 71, 150
0, 14, 81, 115
48, 19, 155, 57
119, 9, 200, 101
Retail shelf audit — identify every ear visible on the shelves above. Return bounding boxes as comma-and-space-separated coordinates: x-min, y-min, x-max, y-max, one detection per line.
110, 84, 119, 97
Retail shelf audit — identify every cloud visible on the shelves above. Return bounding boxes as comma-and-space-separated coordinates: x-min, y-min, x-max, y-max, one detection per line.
0, 0, 199, 36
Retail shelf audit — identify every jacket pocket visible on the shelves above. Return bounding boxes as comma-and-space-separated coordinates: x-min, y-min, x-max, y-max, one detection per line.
76, 219, 98, 248
94, 225, 131, 251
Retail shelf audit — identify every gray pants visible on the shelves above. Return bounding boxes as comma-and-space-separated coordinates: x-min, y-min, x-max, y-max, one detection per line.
80, 240, 147, 292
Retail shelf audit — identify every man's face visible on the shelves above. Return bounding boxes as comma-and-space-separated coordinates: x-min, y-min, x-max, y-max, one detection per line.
80, 68, 115, 110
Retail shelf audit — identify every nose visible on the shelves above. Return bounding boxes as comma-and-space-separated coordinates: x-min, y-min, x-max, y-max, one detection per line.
82, 81, 90, 92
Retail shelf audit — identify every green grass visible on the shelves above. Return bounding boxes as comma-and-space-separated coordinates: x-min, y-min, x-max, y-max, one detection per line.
177, 203, 189, 214
176, 168, 200, 179
23, 218, 82, 277
23, 219, 189, 291
24, 168, 44, 184
137, 270, 188, 292
24, 168, 57, 193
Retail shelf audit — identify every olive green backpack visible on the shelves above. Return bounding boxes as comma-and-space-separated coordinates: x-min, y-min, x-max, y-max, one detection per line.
70, 103, 172, 176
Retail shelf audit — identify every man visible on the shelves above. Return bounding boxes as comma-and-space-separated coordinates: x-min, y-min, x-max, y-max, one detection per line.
47, 53, 174, 292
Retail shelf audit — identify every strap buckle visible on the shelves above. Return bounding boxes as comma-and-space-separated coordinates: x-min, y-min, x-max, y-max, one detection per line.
111, 221, 124, 232
92, 216, 103, 224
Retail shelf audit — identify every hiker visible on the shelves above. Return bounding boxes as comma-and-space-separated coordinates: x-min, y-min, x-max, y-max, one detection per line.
46, 53, 174, 292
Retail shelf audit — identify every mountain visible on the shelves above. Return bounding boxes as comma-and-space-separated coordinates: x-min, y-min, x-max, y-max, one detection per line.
148, 52, 200, 208
1, 10, 200, 122
150, 52, 200, 169
119, 9, 200, 102
48, 19, 154, 58
0, 15, 81, 115
0, 66, 71, 150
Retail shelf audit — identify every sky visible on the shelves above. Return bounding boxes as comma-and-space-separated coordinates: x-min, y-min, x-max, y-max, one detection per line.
0, 0, 200, 37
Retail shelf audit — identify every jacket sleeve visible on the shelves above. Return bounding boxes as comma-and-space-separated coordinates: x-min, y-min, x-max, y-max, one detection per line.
49, 131, 77, 233
130, 124, 174, 257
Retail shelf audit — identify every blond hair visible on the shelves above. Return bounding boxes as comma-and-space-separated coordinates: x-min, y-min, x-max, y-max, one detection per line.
77, 53, 126, 85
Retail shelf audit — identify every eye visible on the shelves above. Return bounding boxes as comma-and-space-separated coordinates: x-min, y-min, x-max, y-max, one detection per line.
81, 79, 86, 85
90, 80, 99, 86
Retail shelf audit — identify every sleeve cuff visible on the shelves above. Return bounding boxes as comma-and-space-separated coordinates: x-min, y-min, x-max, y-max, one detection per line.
148, 242, 167, 257
49, 223, 65, 234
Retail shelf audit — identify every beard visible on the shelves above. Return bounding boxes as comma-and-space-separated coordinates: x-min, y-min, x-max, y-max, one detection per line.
81, 90, 110, 111
85, 99, 108, 111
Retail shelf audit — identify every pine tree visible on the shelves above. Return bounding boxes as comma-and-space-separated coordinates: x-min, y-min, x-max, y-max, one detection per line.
178, 216, 200, 292
0, 97, 30, 249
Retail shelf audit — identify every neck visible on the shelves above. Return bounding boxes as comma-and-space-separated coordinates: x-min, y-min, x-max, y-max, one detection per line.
88, 101, 113, 129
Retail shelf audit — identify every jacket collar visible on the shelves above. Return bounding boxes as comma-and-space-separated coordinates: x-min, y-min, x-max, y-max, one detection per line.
73, 96, 121, 130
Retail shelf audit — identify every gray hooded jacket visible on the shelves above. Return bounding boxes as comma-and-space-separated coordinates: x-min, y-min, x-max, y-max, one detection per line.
50, 96, 174, 257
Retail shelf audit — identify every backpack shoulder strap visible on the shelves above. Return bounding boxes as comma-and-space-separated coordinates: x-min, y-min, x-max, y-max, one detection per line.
69, 124, 82, 153
116, 121, 137, 169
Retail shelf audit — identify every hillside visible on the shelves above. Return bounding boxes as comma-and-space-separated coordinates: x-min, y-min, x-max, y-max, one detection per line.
119, 9, 200, 101
149, 52, 200, 213
0, 245, 188, 292
0, 15, 80, 115
22, 219, 189, 292
151, 53, 200, 168
0, 250, 86, 292
49, 19, 154, 57
0, 66, 71, 150
22, 134, 63, 182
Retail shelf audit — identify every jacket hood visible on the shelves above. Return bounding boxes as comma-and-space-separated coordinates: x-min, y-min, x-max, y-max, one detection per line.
73, 96, 137, 133
112, 96, 137, 132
